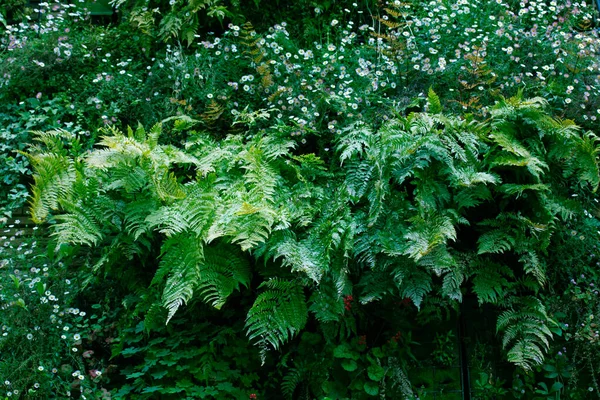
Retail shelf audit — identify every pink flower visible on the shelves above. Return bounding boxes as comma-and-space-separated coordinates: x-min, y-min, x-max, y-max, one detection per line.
36, 92, 42, 99
88, 369, 101, 378
82, 350, 94, 358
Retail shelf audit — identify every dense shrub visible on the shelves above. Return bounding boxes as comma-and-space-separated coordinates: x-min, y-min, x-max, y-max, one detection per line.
3, 0, 600, 398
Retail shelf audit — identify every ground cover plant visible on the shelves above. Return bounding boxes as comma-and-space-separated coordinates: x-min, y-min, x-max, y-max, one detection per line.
2, 0, 600, 398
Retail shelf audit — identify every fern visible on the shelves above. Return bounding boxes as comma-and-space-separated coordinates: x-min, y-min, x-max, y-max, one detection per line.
357, 269, 397, 304
477, 229, 516, 254
471, 262, 513, 304
497, 297, 557, 370
27, 152, 76, 223
195, 245, 251, 310
427, 87, 442, 114
245, 279, 308, 357
271, 237, 326, 283
51, 202, 104, 246
392, 266, 432, 310
281, 365, 304, 399
160, 235, 204, 323
441, 268, 464, 302
26, 95, 600, 373
158, 237, 250, 322
403, 213, 457, 261
309, 276, 346, 322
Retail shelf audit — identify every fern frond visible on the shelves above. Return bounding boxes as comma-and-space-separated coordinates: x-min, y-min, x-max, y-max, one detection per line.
393, 265, 432, 309
471, 262, 513, 304
336, 123, 372, 164
441, 268, 464, 302
570, 131, 600, 190
152, 169, 186, 201
496, 297, 556, 370
427, 87, 442, 114
403, 213, 456, 261
309, 277, 345, 322
271, 237, 326, 282
345, 160, 374, 200
51, 203, 103, 246
159, 235, 204, 323
28, 153, 76, 222
245, 279, 308, 356
196, 245, 251, 310
282, 366, 304, 399
477, 229, 516, 254
144, 303, 168, 331
357, 269, 397, 304
499, 183, 549, 198
518, 251, 546, 286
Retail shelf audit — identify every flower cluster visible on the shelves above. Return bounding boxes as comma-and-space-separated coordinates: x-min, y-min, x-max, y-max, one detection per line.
0, 229, 106, 398
343, 295, 354, 311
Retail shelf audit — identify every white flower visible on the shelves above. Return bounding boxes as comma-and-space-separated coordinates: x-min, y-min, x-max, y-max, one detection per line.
331, 19, 339, 26
73, 334, 81, 340
38, 366, 44, 371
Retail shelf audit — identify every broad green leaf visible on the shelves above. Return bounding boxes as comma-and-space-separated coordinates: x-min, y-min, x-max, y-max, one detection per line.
364, 381, 379, 396
341, 359, 358, 371
367, 364, 385, 381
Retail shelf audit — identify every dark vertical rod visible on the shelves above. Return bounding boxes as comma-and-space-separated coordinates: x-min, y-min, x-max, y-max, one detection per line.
458, 302, 471, 400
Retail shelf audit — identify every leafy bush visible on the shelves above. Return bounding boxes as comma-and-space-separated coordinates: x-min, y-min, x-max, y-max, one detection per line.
26, 92, 600, 381
4, 0, 600, 397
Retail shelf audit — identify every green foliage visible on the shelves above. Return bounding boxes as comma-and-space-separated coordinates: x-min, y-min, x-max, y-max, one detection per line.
109, 0, 232, 45
427, 87, 442, 114
431, 330, 457, 367
112, 311, 263, 399
473, 372, 508, 400
0, 98, 87, 219
7, 0, 600, 394
0, 234, 112, 398
497, 297, 557, 370
26, 92, 600, 378
246, 279, 307, 358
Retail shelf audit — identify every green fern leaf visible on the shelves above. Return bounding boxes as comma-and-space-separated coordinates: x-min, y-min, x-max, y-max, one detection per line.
427, 87, 442, 114
245, 279, 308, 355
160, 235, 204, 323
477, 229, 515, 254
496, 297, 557, 370
472, 263, 512, 304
